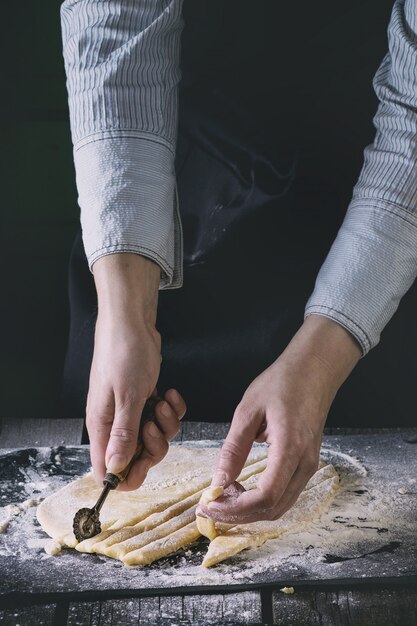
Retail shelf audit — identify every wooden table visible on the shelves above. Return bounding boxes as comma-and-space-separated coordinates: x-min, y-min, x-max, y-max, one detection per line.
0, 418, 416, 626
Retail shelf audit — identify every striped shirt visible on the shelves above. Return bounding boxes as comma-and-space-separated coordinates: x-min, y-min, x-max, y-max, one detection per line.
60, 0, 417, 355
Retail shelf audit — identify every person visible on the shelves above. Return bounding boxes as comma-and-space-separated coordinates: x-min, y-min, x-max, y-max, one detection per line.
59, 0, 417, 524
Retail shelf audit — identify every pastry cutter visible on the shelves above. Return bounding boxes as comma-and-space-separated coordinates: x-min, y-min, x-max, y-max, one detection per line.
73, 395, 162, 542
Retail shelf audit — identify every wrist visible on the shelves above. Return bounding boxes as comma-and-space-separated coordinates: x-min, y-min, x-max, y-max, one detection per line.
297, 314, 361, 387
93, 253, 160, 325
279, 314, 362, 410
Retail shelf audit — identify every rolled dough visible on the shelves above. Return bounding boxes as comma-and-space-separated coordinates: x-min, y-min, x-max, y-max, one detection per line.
36, 445, 339, 568
37, 445, 267, 551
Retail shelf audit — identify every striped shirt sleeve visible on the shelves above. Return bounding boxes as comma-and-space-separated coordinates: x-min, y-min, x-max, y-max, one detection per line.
60, 0, 184, 288
305, 0, 417, 354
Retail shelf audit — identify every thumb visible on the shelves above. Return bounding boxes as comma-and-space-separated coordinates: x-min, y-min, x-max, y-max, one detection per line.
105, 400, 144, 474
212, 408, 260, 488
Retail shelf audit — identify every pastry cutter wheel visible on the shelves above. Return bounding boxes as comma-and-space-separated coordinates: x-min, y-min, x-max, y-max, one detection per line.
73, 395, 162, 542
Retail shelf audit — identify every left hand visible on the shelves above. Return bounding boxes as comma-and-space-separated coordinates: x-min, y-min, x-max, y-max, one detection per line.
199, 314, 362, 524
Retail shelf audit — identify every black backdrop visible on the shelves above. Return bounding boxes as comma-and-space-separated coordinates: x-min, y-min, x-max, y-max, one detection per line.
3, 1, 417, 426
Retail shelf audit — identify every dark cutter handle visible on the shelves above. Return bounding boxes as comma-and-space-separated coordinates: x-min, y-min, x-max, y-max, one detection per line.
103, 395, 163, 488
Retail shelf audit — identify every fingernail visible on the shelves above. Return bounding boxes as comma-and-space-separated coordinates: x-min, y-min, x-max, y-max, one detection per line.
211, 471, 227, 487
148, 422, 161, 438
207, 501, 218, 510
107, 454, 128, 474
160, 402, 170, 418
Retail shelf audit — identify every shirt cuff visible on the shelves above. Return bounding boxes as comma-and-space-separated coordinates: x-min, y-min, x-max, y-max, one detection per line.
73, 131, 183, 290
305, 199, 417, 355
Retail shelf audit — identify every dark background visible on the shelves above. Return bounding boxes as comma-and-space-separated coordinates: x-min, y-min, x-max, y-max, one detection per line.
2, 0, 416, 426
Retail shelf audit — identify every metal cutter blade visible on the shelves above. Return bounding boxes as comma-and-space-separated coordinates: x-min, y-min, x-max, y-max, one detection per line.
72, 396, 161, 541
73, 507, 101, 541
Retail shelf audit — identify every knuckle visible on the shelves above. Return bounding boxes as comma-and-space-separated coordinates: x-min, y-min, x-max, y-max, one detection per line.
110, 426, 137, 444
116, 389, 141, 412
219, 439, 242, 464
86, 413, 111, 435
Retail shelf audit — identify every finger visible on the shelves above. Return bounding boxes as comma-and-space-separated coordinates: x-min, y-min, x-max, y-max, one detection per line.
198, 481, 245, 518
118, 420, 169, 491
164, 388, 187, 420
207, 428, 299, 523
86, 388, 115, 486
154, 400, 181, 441
211, 405, 263, 488
105, 397, 145, 474
268, 457, 319, 520
207, 461, 310, 524
271, 465, 310, 520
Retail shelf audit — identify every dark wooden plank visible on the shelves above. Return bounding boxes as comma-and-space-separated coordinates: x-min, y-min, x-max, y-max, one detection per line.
0, 604, 56, 626
177, 423, 417, 441
158, 596, 183, 622
68, 592, 262, 625
0, 417, 84, 447
272, 588, 417, 626
176, 421, 230, 441
182, 592, 262, 624
67, 601, 99, 626
324, 427, 417, 436
221, 592, 263, 624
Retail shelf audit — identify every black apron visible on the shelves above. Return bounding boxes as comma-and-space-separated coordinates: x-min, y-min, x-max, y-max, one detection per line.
61, 0, 417, 427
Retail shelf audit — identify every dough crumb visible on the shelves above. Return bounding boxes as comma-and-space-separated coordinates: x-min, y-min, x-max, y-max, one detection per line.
0, 519, 9, 534
4, 504, 22, 516
398, 487, 408, 495
44, 540, 62, 556
21, 498, 41, 509
280, 586, 295, 594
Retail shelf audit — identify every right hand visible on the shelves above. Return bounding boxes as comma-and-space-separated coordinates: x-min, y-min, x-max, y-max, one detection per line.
86, 253, 186, 491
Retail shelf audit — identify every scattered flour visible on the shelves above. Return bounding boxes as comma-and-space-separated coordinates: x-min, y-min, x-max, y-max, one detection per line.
1, 441, 415, 593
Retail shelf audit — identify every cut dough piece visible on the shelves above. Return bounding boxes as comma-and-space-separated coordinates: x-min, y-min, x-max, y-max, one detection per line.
76, 454, 267, 554
122, 521, 201, 567
196, 486, 224, 540
122, 464, 338, 567
77, 488, 204, 554
107, 505, 198, 560
37, 445, 268, 549
197, 481, 246, 540
305, 463, 337, 489
202, 469, 339, 568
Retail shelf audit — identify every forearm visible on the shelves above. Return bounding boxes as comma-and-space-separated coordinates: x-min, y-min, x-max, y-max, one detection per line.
305, 0, 417, 354
60, 0, 185, 287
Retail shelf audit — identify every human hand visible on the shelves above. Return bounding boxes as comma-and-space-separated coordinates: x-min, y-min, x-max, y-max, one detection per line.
86, 253, 186, 491
199, 314, 361, 523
